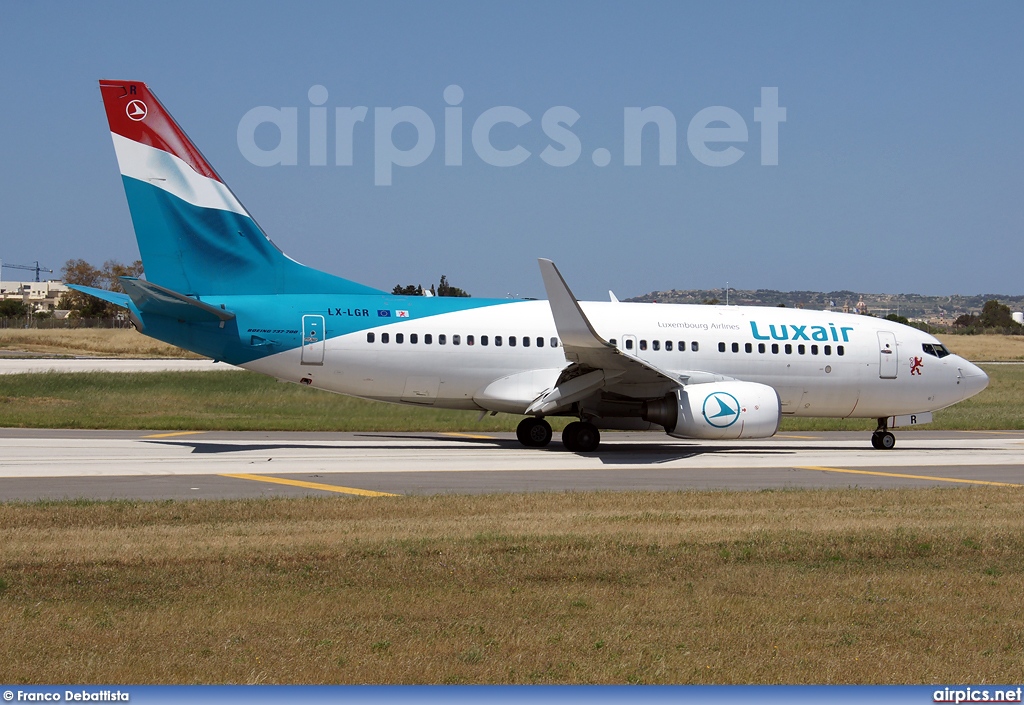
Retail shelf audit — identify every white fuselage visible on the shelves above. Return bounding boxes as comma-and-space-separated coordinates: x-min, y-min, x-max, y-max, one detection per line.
240, 300, 988, 421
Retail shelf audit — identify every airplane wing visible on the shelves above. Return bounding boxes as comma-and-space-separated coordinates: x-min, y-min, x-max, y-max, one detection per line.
530, 259, 730, 414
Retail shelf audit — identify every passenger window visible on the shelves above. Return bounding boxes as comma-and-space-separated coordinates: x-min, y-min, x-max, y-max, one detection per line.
411, 333, 418, 344
758, 343, 765, 353
785, 344, 793, 354
523, 336, 530, 347
537, 337, 544, 348
610, 339, 617, 347
731, 342, 739, 353
665, 341, 673, 351
719, 342, 726, 353
396, 333, 404, 344
798, 344, 806, 355
425, 333, 432, 344
691, 341, 699, 352
640, 340, 647, 351
550, 338, 558, 348
481, 335, 488, 346
439, 334, 446, 345
772, 343, 779, 354
495, 336, 502, 346
509, 336, 516, 347
745, 343, 752, 353
467, 335, 475, 346
824, 345, 831, 355
811, 344, 818, 355
453, 335, 460, 345
678, 341, 686, 351
381, 332, 389, 344
367, 332, 375, 343
652, 340, 660, 351
837, 345, 845, 356
626, 339, 634, 350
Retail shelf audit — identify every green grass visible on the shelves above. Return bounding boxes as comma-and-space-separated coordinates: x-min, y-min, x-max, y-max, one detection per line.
0, 364, 1020, 431
0, 371, 563, 432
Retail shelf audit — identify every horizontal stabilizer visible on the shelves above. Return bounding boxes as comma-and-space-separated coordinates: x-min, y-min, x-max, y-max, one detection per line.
119, 277, 236, 323
65, 284, 131, 309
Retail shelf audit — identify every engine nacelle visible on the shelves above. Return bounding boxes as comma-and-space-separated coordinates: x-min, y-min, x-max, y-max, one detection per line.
642, 381, 781, 440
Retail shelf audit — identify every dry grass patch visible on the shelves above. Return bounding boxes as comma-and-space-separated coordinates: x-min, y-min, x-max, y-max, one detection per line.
2, 489, 1023, 684
937, 334, 1024, 361
0, 328, 202, 358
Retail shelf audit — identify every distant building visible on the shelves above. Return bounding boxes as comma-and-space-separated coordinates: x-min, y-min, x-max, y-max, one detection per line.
0, 280, 69, 314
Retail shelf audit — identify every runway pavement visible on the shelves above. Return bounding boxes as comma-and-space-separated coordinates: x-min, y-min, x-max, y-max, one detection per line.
0, 358, 236, 374
0, 428, 1021, 501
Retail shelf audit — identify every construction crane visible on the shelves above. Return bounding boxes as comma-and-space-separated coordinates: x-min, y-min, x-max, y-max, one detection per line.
0, 260, 54, 282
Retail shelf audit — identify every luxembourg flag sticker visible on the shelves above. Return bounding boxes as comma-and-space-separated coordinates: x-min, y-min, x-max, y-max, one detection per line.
396, 310, 409, 318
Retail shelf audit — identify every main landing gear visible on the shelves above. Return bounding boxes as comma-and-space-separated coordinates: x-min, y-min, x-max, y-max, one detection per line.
871, 417, 896, 450
516, 417, 552, 447
562, 421, 600, 453
514, 417, 601, 452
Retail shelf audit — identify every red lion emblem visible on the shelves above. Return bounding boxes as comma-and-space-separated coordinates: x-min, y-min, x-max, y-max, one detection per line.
910, 356, 924, 375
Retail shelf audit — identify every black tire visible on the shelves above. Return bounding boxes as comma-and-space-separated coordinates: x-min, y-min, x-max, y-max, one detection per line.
516, 418, 552, 448
562, 421, 582, 451
871, 431, 896, 450
574, 423, 600, 452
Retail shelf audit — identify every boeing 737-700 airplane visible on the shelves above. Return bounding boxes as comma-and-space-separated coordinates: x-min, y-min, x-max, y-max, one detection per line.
71, 80, 989, 452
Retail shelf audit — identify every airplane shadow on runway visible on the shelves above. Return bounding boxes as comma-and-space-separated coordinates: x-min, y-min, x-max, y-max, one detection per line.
354, 434, 817, 464
143, 434, 802, 465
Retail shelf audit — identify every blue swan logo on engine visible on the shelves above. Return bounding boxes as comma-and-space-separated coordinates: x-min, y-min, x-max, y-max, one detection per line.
703, 391, 741, 428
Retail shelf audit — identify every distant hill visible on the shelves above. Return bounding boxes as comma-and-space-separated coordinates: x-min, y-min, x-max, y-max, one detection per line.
624, 289, 1024, 323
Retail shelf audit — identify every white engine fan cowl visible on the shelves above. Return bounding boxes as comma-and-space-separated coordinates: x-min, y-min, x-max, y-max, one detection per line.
642, 381, 781, 440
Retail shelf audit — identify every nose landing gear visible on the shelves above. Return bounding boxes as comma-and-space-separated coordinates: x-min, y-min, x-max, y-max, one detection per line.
871, 418, 896, 449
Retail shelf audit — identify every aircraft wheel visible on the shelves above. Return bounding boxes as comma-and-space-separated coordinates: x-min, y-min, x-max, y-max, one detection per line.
516, 417, 552, 448
562, 421, 582, 451
871, 431, 896, 450
574, 422, 601, 452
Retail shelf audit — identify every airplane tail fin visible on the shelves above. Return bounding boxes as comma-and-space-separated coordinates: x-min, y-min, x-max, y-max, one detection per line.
98, 80, 382, 296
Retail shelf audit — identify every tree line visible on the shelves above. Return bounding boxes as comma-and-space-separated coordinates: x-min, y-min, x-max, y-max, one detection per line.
392, 275, 470, 297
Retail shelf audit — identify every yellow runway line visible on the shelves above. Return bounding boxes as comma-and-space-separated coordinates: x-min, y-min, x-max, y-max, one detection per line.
798, 465, 1022, 488
441, 432, 497, 440
141, 431, 207, 439
221, 473, 398, 496
776, 434, 821, 440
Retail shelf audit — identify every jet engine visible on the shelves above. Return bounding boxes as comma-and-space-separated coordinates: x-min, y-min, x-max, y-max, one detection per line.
642, 381, 781, 440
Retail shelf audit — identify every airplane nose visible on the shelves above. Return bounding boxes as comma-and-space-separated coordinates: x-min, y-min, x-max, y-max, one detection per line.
958, 360, 989, 400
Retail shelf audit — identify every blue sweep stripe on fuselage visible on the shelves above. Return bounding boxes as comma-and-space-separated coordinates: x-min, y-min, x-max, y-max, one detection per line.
135, 293, 519, 365
121, 176, 384, 297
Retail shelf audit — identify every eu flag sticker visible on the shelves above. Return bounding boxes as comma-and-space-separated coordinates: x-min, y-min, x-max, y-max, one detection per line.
377, 310, 391, 317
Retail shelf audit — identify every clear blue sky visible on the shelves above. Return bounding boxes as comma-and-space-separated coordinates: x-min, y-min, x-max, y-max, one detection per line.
1, 1, 1021, 300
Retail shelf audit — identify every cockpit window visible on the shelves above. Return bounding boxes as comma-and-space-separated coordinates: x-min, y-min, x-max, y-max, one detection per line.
922, 343, 951, 358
